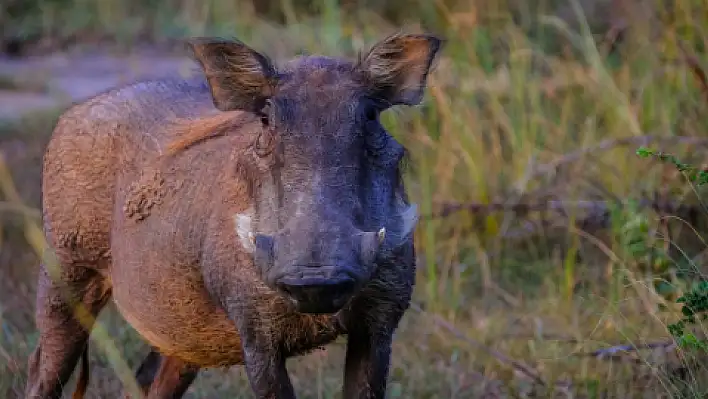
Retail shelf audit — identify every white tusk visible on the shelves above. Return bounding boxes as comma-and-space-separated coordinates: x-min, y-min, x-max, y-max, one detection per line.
377, 227, 386, 243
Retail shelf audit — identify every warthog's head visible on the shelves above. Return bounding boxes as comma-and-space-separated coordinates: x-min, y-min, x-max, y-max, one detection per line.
188, 33, 443, 314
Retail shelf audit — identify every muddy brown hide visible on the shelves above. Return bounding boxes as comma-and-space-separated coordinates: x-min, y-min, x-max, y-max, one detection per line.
26, 32, 443, 399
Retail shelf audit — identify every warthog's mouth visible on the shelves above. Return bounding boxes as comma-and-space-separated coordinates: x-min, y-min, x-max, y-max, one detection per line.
274, 266, 361, 314
249, 206, 419, 315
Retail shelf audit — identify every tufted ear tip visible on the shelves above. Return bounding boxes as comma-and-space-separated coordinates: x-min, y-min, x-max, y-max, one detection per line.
186, 36, 278, 112
359, 32, 445, 107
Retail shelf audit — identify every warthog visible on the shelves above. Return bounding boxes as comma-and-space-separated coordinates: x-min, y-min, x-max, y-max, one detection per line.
25, 32, 443, 398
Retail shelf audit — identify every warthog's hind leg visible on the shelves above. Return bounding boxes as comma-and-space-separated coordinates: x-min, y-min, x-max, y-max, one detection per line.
25, 263, 111, 399
133, 349, 162, 394
125, 349, 199, 399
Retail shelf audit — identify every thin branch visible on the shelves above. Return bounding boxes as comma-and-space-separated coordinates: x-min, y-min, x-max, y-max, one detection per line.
425, 197, 702, 222
584, 340, 676, 358
677, 40, 708, 105
409, 303, 549, 387
429, 199, 613, 219
500, 333, 678, 357
0, 342, 17, 372
500, 332, 583, 344
528, 135, 708, 182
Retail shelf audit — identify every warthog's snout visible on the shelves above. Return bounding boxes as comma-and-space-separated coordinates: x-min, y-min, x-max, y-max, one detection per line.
275, 267, 357, 314
255, 229, 385, 314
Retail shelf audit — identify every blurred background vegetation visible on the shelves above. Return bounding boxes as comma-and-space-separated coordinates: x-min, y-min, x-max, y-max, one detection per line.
3, 0, 708, 397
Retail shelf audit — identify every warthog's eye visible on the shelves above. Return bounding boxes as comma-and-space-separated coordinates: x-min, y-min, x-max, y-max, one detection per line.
364, 106, 378, 123
258, 99, 273, 127
254, 99, 278, 157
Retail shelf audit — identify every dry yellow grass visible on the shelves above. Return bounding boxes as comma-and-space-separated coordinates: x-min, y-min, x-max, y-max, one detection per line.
3, 0, 708, 397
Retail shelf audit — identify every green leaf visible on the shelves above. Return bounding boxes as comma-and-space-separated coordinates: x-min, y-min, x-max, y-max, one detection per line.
636, 147, 654, 158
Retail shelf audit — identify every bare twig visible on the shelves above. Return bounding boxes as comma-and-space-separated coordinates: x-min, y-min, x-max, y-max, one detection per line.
528, 135, 708, 181
677, 40, 708, 105
568, 340, 678, 364
418, 135, 708, 241
602, 17, 628, 56
0, 345, 17, 372
0, 312, 18, 372
584, 340, 676, 358
429, 199, 612, 219
409, 303, 549, 387
500, 333, 678, 359
500, 332, 583, 344
426, 197, 702, 223
487, 280, 521, 308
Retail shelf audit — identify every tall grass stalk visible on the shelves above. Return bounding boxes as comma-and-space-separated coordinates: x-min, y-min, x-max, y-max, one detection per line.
3, 0, 708, 396
0, 155, 143, 398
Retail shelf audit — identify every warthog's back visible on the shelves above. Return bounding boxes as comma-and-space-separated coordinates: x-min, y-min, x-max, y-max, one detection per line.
42, 76, 215, 267
41, 75, 283, 367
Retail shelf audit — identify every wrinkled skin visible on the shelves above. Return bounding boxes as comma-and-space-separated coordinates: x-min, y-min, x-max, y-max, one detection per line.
25, 32, 443, 399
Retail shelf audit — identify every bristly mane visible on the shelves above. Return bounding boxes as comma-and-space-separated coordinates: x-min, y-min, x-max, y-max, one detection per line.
165, 110, 255, 156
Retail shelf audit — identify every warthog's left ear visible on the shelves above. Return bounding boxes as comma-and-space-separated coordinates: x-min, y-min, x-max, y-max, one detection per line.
187, 37, 278, 113
359, 32, 444, 106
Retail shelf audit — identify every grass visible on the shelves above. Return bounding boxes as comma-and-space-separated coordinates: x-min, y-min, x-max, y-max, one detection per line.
3, 0, 708, 397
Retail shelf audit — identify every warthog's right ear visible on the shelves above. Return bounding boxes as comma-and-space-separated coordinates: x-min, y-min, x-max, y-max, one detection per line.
359, 32, 445, 107
187, 37, 278, 113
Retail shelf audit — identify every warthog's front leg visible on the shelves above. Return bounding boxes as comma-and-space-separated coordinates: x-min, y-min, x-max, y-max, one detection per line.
340, 268, 412, 399
234, 317, 295, 399
342, 326, 395, 399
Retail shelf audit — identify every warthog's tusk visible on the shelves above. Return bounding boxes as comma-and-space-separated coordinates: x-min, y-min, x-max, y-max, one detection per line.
377, 227, 386, 244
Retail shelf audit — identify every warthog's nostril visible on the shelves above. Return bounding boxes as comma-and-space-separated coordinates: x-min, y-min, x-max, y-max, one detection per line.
275, 272, 356, 314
